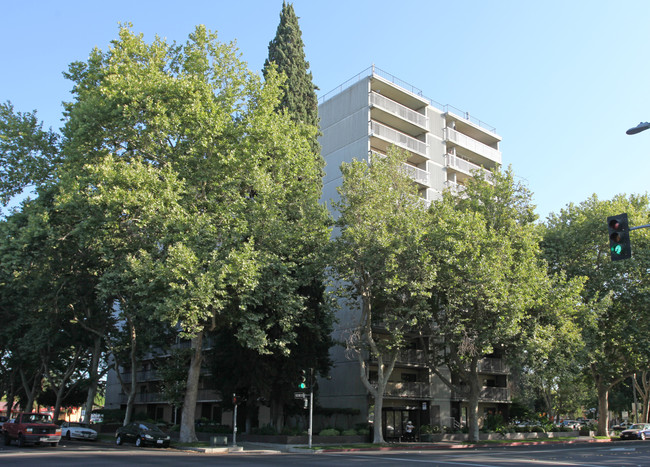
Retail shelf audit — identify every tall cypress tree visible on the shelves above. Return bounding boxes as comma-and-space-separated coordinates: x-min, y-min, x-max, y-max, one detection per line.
264, 1, 319, 131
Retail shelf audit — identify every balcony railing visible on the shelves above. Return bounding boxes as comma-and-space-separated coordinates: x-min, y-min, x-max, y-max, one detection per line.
371, 381, 431, 399
370, 92, 428, 129
371, 121, 428, 158
118, 389, 221, 405
443, 127, 501, 164
402, 164, 430, 186
445, 153, 492, 180
452, 386, 510, 402
443, 180, 466, 194
119, 370, 161, 384
370, 151, 430, 186
478, 358, 510, 374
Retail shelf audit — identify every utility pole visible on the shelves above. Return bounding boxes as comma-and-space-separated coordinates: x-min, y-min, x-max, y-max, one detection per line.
308, 368, 314, 449
232, 393, 238, 447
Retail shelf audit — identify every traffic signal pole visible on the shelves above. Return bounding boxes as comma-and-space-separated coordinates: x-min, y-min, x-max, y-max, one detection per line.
629, 223, 650, 231
309, 368, 314, 449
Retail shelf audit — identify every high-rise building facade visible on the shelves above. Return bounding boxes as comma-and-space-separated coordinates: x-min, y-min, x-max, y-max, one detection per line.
317, 66, 509, 440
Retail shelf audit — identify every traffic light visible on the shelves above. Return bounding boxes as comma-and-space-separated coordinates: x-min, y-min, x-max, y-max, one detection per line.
607, 213, 631, 261
299, 370, 307, 390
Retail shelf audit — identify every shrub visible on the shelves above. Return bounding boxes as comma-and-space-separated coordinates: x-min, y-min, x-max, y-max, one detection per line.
356, 427, 370, 436
419, 424, 433, 435
280, 426, 303, 436
319, 428, 341, 436
252, 424, 278, 435
341, 429, 358, 436
484, 413, 505, 432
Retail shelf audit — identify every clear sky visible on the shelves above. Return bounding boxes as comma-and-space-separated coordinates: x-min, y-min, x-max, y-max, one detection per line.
3, 0, 650, 221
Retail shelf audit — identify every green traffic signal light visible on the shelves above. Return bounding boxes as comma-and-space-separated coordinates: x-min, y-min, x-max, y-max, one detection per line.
299, 369, 307, 390
607, 213, 631, 261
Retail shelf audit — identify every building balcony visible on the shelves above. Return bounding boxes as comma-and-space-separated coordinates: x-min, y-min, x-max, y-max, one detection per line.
443, 127, 501, 166
478, 358, 510, 375
369, 151, 430, 187
452, 386, 510, 403
445, 153, 493, 181
369, 348, 428, 367
370, 121, 428, 161
118, 389, 221, 405
402, 164, 430, 187
119, 370, 161, 384
443, 180, 466, 195
370, 92, 428, 133
372, 381, 431, 399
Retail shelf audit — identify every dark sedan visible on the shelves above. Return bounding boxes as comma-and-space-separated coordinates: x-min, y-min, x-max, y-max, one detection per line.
620, 423, 650, 440
115, 422, 171, 448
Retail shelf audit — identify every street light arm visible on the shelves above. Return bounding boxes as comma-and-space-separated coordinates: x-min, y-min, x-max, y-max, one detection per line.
626, 122, 650, 135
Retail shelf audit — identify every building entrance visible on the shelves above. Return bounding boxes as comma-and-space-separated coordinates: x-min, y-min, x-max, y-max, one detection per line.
382, 408, 424, 441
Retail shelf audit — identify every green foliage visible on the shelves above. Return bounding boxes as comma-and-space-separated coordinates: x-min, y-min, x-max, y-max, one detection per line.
318, 428, 341, 436
425, 166, 563, 442
251, 424, 278, 435
542, 193, 650, 434
0, 101, 60, 207
328, 147, 434, 442
280, 426, 305, 436
419, 424, 433, 434
263, 2, 319, 130
484, 413, 506, 431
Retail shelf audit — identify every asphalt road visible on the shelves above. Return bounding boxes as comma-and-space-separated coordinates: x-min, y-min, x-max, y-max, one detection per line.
2, 438, 650, 466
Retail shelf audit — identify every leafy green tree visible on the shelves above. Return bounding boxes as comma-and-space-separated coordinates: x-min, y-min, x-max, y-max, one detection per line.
263, 2, 319, 131
423, 167, 571, 443
512, 273, 588, 420
542, 194, 650, 435
59, 24, 330, 442
328, 148, 435, 444
0, 102, 60, 207
200, 1, 333, 430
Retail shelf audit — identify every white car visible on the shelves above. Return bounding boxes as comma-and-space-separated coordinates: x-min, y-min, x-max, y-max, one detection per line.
60, 421, 98, 441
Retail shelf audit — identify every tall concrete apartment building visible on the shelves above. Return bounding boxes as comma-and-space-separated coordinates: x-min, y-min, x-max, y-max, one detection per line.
317, 66, 508, 440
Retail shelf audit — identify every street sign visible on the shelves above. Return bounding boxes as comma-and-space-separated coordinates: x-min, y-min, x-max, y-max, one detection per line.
294, 392, 306, 399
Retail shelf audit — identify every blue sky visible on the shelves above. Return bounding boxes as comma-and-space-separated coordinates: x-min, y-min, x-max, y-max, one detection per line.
4, 0, 650, 221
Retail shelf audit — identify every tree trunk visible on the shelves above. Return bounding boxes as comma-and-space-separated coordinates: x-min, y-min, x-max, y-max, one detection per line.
122, 318, 138, 426
270, 395, 284, 431
20, 367, 42, 413
50, 347, 83, 421
179, 331, 203, 443
357, 349, 397, 444
466, 359, 481, 443
597, 382, 609, 436
373, 385, 385, 443
83, 336, 103, 424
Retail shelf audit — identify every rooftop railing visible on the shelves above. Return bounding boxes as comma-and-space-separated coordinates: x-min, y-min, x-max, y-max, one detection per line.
319, 65, 497, 134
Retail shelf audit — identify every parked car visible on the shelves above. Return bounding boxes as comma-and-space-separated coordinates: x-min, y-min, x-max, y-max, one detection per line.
60, 422, 97, 441
620, 423, 650, 440
2, 413, 61, 447
559, 420, 581, 429
612, 421, 633, 431
115, 422, 170, 448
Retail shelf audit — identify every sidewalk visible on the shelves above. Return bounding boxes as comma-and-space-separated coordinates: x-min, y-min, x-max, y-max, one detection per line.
179, 435, 614, 454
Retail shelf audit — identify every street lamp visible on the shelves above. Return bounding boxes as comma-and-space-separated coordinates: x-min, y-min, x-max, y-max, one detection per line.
626, 122, 650, 135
